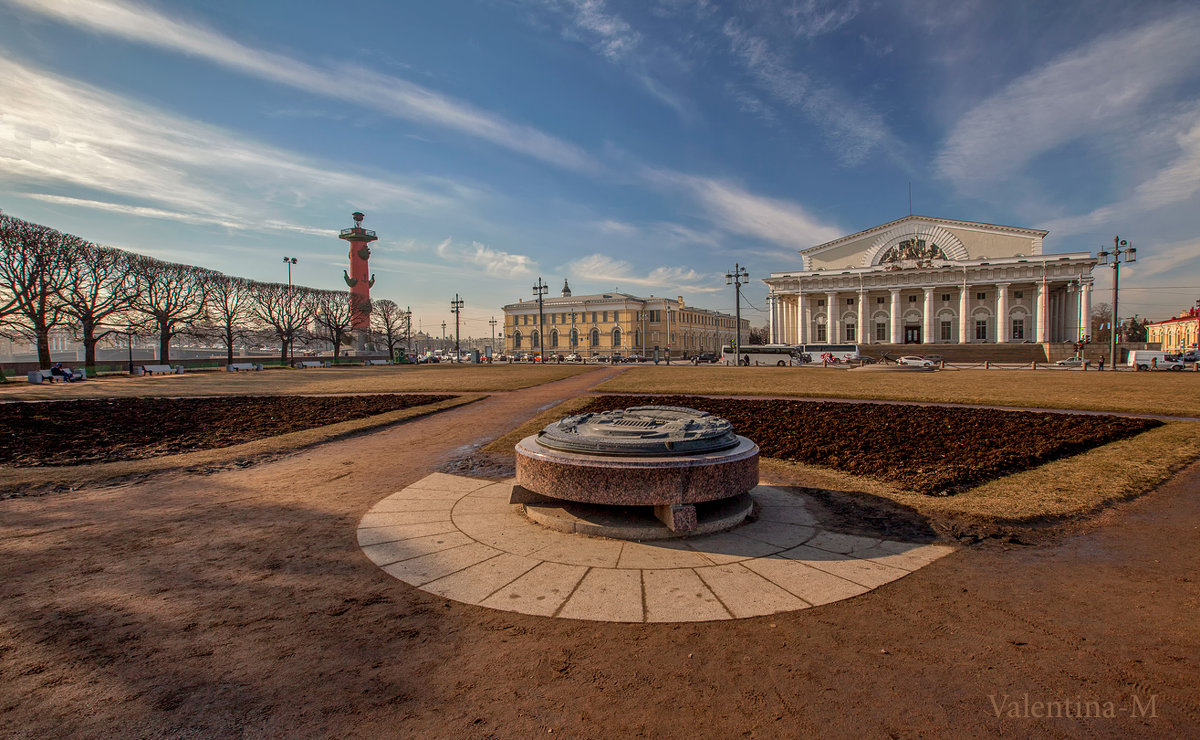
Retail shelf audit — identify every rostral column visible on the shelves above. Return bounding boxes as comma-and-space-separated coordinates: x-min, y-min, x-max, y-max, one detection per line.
339, 211, 377, 349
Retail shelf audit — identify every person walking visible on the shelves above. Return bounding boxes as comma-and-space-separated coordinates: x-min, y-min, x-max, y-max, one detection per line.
1099, 354, 1105, 371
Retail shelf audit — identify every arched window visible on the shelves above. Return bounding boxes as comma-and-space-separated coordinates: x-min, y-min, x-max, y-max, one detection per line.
634, 329, 641, 348
612, 327, 621, 347
550, 329, 559, 348
513, 331, 522, 349
570, 328, 578, 347
532, 331, 540, 348
590, 329, 599, 347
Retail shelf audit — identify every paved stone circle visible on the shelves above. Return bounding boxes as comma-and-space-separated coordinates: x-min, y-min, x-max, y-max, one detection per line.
357, 473, 956, 622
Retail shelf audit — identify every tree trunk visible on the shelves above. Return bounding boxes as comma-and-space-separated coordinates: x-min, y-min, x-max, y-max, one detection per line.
280, 338, 289, 365
225, 327, 235, 365
158, 318, 171, 364
36, 323, 51, 367
82, 318, 98, 374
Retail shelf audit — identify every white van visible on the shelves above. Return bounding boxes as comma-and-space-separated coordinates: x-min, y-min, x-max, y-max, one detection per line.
1127, 350, 1185, 371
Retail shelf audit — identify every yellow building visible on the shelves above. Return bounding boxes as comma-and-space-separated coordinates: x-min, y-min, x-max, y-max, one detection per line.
1146, 308, 1199, 353
502, 281, 748, 359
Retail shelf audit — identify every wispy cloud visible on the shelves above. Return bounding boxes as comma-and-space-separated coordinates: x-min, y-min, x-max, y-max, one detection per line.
936, 9, 1200, 187
434, 238, 537, 278
7, 0, 599, 173
564, 253, 718, 292
721, 19, 887, 165
24, 194, 339, 237
645, 169, 841, 249
0, 55, 462, 228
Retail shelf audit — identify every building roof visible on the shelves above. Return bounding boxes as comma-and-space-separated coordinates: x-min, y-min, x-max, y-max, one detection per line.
800, 215, 1050, 256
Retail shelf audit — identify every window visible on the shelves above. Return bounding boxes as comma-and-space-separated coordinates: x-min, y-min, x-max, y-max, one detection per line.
816, 299, 825, 307
532, 331, 540, 348
590, 329, 599, 347
975, 320, 988, 340
845, 324, 856, 342
941, 293, 951, 302
612, 327, 621, 347
612, 311, 620, 322
940, 321, 952, 341
551, 314, 557, 324
908, 295, 917, 303
513, 331, 522, 348
602, 311, 608, 322
1012, 319, 1025, 340
591, 312, 598, 323
550, 330, 558, 348
1014, 291, 1023, 299
877, 297, 885, 304
875, 322, 887, 341
976, 292, 987, 300
816, 325, 827, 342
570, 329, 578, 347
847, 298, 855, 305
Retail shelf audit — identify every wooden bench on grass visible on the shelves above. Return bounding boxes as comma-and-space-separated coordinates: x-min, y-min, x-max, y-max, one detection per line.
138, 364, 183, 376
295, 360, 329, 369
364, 359, 392, 366
226, 362, 264, 372
27, 368, 86, 384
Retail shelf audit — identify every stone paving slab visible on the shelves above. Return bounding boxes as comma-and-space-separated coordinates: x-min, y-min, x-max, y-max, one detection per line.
357, 474, 956, 623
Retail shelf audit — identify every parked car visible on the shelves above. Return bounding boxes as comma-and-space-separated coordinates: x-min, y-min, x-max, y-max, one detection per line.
691, 352, 719, 363
922, 354, 944, 365
565, 353, 581, 362
1127, 350, 1185, 371
897, 355, 935, 367
1055, 357, 1087, 367
1181, 350, 1199, 363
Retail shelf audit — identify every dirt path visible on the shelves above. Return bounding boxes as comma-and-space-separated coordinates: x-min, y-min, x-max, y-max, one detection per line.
2, 365, 1197, 738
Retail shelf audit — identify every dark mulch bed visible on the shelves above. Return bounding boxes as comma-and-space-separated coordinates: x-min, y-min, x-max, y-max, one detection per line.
576, 396, 1161, 495
0, 395, 456, 467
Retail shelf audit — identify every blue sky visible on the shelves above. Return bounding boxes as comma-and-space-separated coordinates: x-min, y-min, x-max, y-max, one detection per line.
2, 0, 1199, 340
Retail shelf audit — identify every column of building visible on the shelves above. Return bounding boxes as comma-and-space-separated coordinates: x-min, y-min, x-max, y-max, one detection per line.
1081, 281, 1092, 340
858, 288, 869, 345
800, 294, 810, 346
889, 289, 902, 344
826, 292, 838, 343
922, 288, 934, 345
959, 285, 970, 344
996, 283, 1009, 343
1036, 281, 1049, 342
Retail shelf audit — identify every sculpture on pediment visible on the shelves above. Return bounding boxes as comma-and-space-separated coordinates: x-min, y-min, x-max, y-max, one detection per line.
880, 238, 946, 265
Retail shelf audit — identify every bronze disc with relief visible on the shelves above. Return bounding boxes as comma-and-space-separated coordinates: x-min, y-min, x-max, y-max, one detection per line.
535, 406, 739, 456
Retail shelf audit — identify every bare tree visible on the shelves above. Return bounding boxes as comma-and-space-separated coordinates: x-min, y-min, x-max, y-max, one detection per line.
251, 282, 315, 364
371, 299, 410, 360
1091, 303, 1112, 345
61, 243, 139, 373
205, 274, 256, 365
312, 290, 362, 360
130, 256, 212, 363
0, 212, 74, 366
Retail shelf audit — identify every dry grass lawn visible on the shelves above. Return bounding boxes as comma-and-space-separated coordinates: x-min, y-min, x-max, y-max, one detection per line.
0, 394, 483, 495
596, 366, 1200, 417
488, 393, 1200, 527
0, 363, 597, 401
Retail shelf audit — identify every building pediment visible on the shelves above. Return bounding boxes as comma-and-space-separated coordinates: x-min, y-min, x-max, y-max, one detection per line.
799, 216, 1047, 271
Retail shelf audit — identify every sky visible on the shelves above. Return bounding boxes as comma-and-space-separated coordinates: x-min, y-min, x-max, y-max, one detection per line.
2, 0, 1199, 342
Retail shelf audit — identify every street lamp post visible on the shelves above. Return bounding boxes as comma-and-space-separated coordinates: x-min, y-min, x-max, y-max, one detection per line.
451, 294, 464, 359
532, 277, 548, 360
725, 263, 749, 364
488, 316, 497, 358
1097, 236, 1135, 369
283, 256, 297, 366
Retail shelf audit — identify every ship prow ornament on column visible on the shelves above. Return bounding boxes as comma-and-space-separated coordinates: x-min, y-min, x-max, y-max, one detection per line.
339, 211, 378, 351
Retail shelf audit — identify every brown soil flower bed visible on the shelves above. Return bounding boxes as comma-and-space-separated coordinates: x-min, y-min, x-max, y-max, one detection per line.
577, 395, 1161, 495
0, 395, 456, 467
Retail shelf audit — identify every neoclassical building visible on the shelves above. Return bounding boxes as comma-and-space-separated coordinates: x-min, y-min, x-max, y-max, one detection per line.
1146, 307, 1198, 353
502, 281, 748, 358
764, 216, 1096, 346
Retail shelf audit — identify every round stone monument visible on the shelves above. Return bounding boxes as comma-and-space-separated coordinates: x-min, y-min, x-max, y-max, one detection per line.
512, 406, 759, 539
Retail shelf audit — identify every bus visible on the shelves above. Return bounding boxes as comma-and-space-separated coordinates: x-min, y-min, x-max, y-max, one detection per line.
721, 344, 806, 366
799, 344, 862, 363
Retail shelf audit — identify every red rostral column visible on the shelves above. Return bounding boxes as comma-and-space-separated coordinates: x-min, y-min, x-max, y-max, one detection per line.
339, 211, 377, 346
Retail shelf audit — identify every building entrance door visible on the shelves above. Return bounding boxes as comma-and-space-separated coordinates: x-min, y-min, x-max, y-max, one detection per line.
904, 325, 922, 344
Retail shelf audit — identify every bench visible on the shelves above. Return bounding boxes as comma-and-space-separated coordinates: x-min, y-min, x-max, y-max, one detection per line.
226, 362, 264, 372
138, 364, 183, 376
364, 359, 392, 366
27, 367, 86, 384
295, 360, 329, 369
